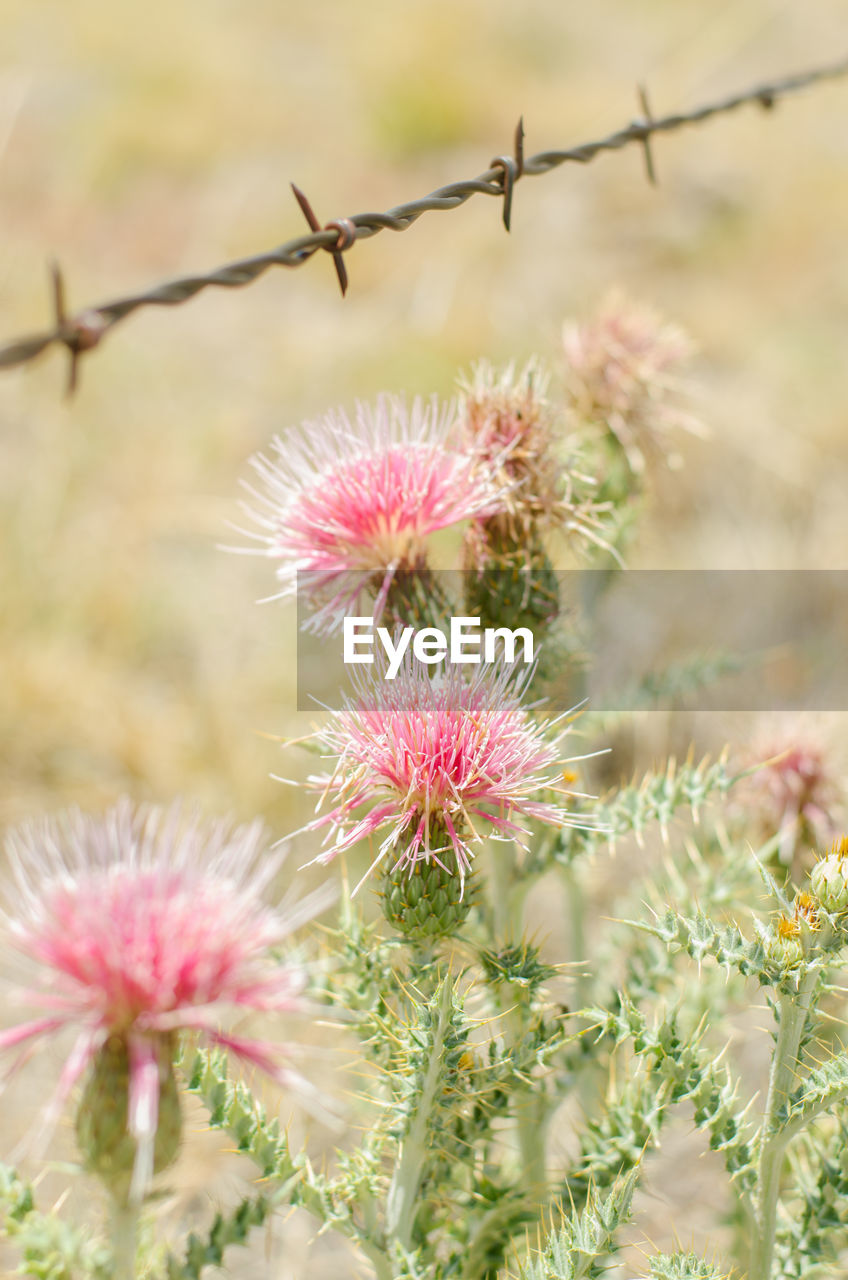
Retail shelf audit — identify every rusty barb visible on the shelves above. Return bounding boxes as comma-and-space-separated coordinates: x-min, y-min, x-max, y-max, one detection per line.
1, 51, 848, 394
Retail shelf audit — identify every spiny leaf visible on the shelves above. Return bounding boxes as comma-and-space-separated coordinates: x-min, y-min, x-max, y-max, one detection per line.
179, 1047, 357, 1239
775, 1121, 848, 1276
164, 1195, 269, 1280
540, 754, 737, 871
580, 998, 755, 1186
774, 1052, 848, 1142
646, 1250, 731, 1280
513, 1169, 638, 1279
0, 1164, 112, 1280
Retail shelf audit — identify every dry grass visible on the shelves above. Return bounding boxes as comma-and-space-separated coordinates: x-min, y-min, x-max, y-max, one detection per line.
2, 0, 848, 1273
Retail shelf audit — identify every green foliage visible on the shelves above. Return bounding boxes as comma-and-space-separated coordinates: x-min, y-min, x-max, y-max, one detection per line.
180, 1047, 361, 1243
534, 754, 737, 874
615, 650, 756, 712
646, 1252, 730, 1280
774, 1051, 848, 1142
513, 1170, 638, 1279
774, 1123, 848, 1277
164, 1197, 269, 1280
580, 998, 755, 1186
0, 1165, 112, 1280
477, 943, 558, 995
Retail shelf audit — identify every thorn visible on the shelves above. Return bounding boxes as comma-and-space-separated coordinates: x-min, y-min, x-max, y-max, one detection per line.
48, 260, 108, 398
290, 183, 352, 298
490, 118, 524, 232
637, 83, 658, 186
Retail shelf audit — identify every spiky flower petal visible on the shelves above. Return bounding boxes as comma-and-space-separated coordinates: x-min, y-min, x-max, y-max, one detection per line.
302, 658, 582, 891
237, 394, 503, 633
0, 801, 311, 1202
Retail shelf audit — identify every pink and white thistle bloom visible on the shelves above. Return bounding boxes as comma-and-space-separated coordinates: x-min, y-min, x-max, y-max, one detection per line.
563, 291, 703, 474
737, 716, 844, 867
0, 800, 316, 1201
236, 394, 504, 633
458, 358, 612, 562
301, 658, 592, 890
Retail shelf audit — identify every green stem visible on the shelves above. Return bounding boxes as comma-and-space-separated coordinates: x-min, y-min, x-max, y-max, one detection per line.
488, 841, 549, 1200
111, 1200, 138, 1280
488, 840, 519, 941
385, 981, 452, 1252
503, 995, 547, 1198
561, 863, 590, 1012
749, 974, 817, 1280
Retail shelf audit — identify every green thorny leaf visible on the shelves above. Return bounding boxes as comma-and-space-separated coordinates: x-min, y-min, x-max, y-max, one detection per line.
178, 1047, 368, 1247
573, 998, 755, 1191
512, 1168, 638, 1279
591, 832, 763, 1010
612, 649, 758, 714
774, 1120, 848, 1277
380, 975, 472, 1156
478, 943, 558, 996
624, 893, 844, 998
772, 1050, 848, 1144
164, 1196, 270, 1280
377, 974, 568, 1277
0, 1164, 112, 1280
645, 1251, 731, 1280
532, 754, 737, 875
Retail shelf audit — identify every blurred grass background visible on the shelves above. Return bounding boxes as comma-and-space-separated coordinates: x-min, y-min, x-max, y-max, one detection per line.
2, 0, 848, 1273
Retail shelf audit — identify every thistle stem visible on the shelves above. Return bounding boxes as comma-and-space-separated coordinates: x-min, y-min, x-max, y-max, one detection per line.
385, 981, 452, 1252
749, 974, 816, 1280
110, 1200, 138, 1280
488, 840, 548, 1200
560, 863, 590, 1013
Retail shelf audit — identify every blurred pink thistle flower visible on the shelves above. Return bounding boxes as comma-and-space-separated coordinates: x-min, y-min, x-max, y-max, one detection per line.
739, 717, 843, 866
236, 394, 503, 632
0, 801, 314, 1198
563, 291, 702, 474
301, 659, 592, 890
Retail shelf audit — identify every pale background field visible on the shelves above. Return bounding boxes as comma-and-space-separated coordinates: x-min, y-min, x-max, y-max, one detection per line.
2, 1, 848, 1275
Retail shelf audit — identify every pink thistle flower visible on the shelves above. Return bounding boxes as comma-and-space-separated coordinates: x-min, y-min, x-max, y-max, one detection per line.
563, 291, 703, 475
737, 716, 844, 867
236, 394, 503, 633
0, 800, 315, 1200
458, 358, 612, 564
302, 658, 589, 889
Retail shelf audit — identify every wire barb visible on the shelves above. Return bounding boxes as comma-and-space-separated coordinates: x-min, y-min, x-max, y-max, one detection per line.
291, 183, 353, 297
490, 116, 525, 232
1, 52, 847, 386
635, 84, 658, 186
48, 261, 108, 397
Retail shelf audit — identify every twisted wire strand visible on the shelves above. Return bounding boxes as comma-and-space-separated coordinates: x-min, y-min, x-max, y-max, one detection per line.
1, 51, 847, 383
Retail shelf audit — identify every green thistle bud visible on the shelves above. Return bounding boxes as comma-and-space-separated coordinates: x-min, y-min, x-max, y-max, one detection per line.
762, 914, 804, 968
465, 531, 560, 638
811, 843, 848, 913
382, 564, 452, 633
382, 851, 476, 942
75, 1034, 182, 1206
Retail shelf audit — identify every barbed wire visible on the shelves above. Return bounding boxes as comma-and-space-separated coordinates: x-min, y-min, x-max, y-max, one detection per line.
2, 51, 848, 394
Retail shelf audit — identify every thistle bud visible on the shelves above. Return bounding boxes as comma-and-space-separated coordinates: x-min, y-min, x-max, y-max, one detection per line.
75, 1034, 182, 1206
811, 839, 848, 913
763, 914, 804, 968
382, 848, 476, 942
